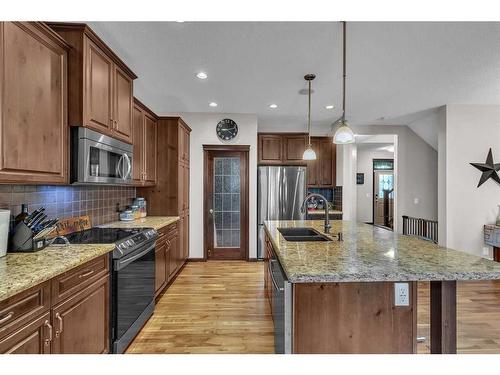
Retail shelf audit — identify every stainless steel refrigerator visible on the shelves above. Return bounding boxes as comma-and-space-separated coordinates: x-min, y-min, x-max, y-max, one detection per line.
257, 166, 307, 259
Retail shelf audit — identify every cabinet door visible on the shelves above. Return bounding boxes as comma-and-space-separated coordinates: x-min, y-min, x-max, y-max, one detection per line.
113, 65, 133, 143
0, 312, 51, 354
132, 105, 144, 184
0, 22, 68, 184
167, 235, 179, 279
144, 114, 157, 184
258, 134, 283, 164
51, 276, 109, 354
319, 138, 336, 187
283, 135, 307, 164
84, 38, 113, 134
179, 125, 190, 162
155, 241, 167, 294
183, 212, 189, 261
183, 164, 189, 210
307, 138, 320, 187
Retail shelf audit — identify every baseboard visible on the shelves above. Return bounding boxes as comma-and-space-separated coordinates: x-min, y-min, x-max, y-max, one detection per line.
187, 257, 206, 262
247, 257, 260, 262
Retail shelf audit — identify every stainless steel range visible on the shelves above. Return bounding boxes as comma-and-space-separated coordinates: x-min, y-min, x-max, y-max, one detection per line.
62, 227, 158, 353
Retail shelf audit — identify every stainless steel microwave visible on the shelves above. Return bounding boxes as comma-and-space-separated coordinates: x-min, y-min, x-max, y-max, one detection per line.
71, 127, 133, 185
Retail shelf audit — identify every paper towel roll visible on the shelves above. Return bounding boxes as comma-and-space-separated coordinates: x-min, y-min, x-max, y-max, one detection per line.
0, 209, 10, 258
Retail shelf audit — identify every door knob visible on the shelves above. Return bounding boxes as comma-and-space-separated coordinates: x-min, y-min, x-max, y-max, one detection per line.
209, 209, 214, 214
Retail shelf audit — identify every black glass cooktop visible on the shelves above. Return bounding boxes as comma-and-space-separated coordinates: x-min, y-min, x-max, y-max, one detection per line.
63, 227, 145, 244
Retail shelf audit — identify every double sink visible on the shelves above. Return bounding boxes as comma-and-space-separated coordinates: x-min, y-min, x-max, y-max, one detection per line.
278, 227, 332, 242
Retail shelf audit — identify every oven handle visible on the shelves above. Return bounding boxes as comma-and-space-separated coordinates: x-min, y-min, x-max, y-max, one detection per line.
115, 242, 155, 271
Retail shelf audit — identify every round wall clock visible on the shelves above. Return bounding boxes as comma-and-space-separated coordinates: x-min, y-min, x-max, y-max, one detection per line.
216, 119, 238, 141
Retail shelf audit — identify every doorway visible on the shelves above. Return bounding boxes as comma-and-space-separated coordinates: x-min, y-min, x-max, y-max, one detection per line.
373, 159, 394, 230
203, 145, 249, 260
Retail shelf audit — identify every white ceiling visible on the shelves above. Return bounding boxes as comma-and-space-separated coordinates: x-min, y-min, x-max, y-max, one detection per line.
88, 21, 500, 137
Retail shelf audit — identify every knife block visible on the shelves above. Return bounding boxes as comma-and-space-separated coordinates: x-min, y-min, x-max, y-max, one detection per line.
9, 222, 49, 253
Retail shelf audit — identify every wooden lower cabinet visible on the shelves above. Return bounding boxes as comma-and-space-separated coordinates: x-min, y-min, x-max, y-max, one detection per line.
0, 312, 51, 354
155, 222, 183, 297
51, 275, 109, 354
0, 255, 110, 354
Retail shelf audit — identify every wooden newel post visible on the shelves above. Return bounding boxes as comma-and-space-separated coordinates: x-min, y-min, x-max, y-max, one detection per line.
430, 280, 457, 354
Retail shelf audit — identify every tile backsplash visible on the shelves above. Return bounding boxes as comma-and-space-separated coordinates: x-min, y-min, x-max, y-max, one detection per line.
0, 185, 136, 226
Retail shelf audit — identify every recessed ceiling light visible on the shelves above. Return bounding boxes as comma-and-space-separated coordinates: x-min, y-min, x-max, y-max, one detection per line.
196, 72, 208, 80
209, 102, 218, 107
269, 104, 278, 109
325, 105, 334, 110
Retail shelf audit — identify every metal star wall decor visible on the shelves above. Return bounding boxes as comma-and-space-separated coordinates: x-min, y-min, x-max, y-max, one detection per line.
470, 148, 500, 187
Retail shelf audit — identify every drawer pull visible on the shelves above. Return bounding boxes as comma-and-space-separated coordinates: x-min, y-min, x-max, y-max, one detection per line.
55, 313, 63, 337
79, 270, 94, 278
44, 320, 53, 345
0, 311, 14, 324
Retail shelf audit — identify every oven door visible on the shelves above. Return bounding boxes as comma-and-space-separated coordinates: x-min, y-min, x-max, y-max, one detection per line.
112, 241, 155, 353
73, 127, 133, 185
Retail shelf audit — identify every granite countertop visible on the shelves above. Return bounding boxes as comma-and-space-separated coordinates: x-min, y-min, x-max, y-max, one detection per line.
99, 216, 180, 230
0, 243, 115, 302
0, 216, 180, 303
264, 220, 500, 283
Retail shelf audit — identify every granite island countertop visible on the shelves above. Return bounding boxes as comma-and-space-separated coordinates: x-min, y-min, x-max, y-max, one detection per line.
264, 220, 500, 283
99, 216, 180, 230
0, 243, 115, 302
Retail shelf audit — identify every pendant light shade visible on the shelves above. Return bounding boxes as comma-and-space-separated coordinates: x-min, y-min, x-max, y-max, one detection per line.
302, 146, 317, 160
333, 121, 355, 144
302, 74, 317, 160
333, 21, 355, 145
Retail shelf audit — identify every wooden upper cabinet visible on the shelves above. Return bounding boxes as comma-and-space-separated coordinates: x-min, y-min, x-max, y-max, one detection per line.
307, 137, 336, 188
113, 65, 134, 142
258, 133, 307, 165
283, 134, 307, 164
307, 138, 320, 186
144, 113, 157, 184
132, 106, 144, 184
179, 122, 190, 162
132, 98, 157, 186
85, 38, 113, 134
0, 22, 69, 184
47, 23, 136, 144
258, 134, 283, 164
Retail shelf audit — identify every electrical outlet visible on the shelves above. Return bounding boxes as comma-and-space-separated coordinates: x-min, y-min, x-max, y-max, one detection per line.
413, 197, 419, 204
394, 283, 410, 306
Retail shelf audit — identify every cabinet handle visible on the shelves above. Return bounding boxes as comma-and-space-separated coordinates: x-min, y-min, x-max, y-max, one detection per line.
55, 313, 63, 337
0, 311, 14, 324
79, 269, 94, 278
44, 320, 53, 345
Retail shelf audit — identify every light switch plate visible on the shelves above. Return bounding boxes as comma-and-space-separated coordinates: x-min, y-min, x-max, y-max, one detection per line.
394, 283, 410, 306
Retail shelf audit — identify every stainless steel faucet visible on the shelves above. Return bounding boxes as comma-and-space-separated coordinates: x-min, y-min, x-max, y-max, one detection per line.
300, 193, 331, 234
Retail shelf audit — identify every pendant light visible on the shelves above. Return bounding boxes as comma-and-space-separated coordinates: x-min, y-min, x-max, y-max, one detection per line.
333, 21, 355, 144
302, 74, 317, 160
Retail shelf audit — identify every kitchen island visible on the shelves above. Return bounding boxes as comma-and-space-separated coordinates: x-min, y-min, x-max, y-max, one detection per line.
264, 220, 500, 354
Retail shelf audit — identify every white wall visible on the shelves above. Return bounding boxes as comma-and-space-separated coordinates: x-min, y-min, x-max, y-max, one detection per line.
350, 125, 438, 232
180, 113, 258, 259
356, 144, 394, 223
440, 105, 500, 257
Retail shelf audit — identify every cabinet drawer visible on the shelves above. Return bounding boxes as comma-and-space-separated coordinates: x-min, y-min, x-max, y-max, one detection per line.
0, 281, 51, 340
51, 255, 110, 305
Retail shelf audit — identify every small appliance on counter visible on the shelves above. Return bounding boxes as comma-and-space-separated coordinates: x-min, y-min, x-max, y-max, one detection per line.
0, 209, 10, 258
8, 206, 59, 253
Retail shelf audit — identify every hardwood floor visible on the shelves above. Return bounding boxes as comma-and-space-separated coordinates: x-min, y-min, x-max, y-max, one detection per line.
417, 280, 500, 354
127, 261, 500, 354
126, 261, 275, 354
